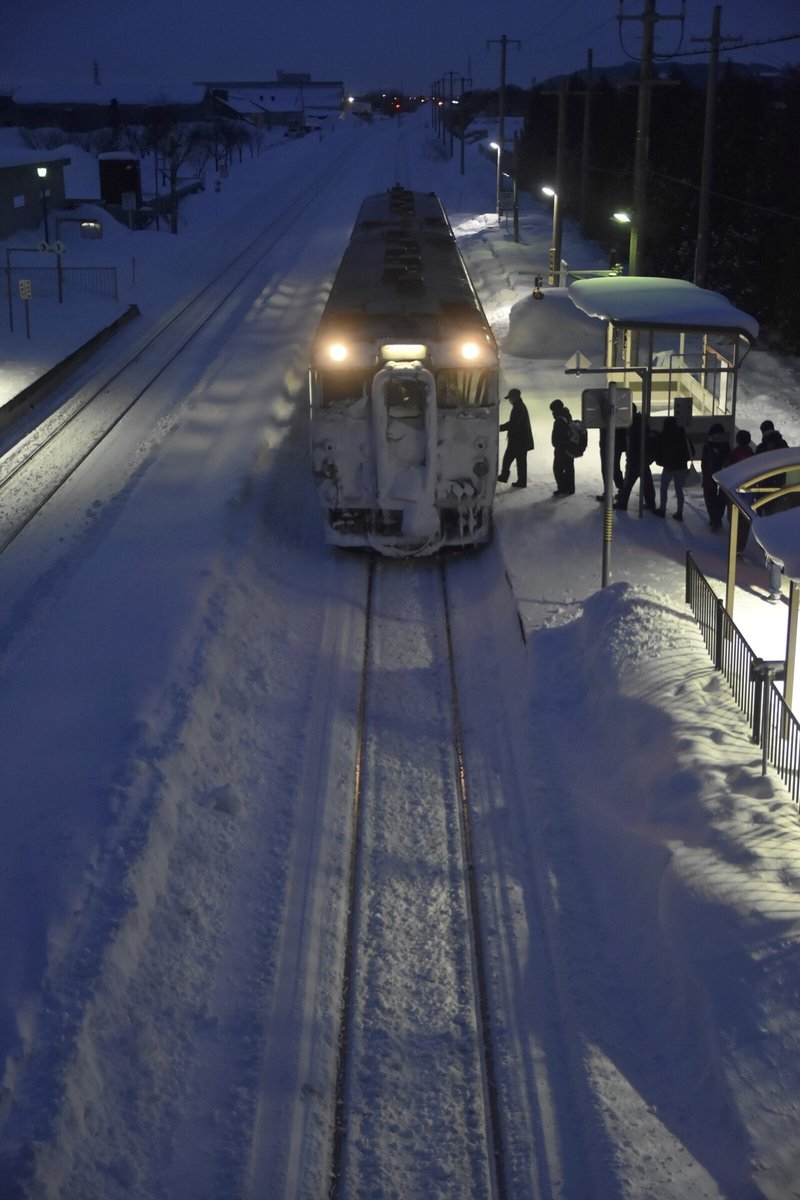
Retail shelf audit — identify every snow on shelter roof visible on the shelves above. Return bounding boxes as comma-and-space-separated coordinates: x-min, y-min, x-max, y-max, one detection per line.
715, 448, 800, 579
568, 276, 759, 341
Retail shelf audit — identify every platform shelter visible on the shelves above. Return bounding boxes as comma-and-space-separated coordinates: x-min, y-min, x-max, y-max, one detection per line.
568, 277, 759, 450
715, 447, 800, 709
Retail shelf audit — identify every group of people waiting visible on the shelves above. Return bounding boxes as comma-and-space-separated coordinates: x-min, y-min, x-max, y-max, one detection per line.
497, 386, 791, 602
497, 388, 789, 547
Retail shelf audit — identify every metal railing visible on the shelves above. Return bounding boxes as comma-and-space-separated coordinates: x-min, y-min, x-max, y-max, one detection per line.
3, 264, 118, 301
686, 551, 800, 807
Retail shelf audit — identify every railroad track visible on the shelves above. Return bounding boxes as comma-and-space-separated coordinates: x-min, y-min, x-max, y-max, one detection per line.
0, 142, 361, 557
328, 554, 507, 1199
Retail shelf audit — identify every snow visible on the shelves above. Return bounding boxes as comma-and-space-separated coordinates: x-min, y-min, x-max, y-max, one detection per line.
568, 276, 761, 341
1, 114, 800, 1199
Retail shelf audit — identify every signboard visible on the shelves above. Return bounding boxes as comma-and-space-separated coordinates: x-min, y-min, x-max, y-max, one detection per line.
581, 386, 633, 428
18, 279, 32, 300
121, 191, 137, 211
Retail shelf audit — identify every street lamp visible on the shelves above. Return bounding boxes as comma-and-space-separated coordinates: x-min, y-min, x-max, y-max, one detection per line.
542, 186, 562, 285
36, 165, 50, 243
490, 141, 502, 221
612, 209, 635, 276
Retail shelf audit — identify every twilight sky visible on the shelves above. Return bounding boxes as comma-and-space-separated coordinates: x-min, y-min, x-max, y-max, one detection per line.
2, 0, 798, 96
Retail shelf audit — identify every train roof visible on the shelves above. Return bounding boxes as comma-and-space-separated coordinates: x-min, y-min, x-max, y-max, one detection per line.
315, 188, 495, 343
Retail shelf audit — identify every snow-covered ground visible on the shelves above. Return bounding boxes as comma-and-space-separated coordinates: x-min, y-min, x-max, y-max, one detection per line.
0, 112, 799, 1199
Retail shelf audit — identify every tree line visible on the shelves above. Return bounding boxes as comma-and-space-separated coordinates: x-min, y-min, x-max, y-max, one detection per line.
461, 66, 800, 354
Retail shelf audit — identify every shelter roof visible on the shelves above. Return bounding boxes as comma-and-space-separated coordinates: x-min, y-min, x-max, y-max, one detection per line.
715, 448, 800, 579
568, 276, 759, 341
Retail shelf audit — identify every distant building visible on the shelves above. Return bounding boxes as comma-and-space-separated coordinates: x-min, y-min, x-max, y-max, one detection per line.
0, 150, 70, 240
199, 75, 344, 131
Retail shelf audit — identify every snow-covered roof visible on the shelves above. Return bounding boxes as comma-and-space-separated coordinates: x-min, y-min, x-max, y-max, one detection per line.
0, 149, 70, 169
715, 448, 800, 579
568, 276, 759, 341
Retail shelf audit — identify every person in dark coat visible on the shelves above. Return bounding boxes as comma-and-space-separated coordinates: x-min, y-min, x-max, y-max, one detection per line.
597, 424, 626, 501
700, 422, 731, 531
614, 404, 656, 512
497, 387, 534, 488
653, 415, 693, 521
723, 429, 755, 555
550, 398, 575, 496
756, 419, 789, 511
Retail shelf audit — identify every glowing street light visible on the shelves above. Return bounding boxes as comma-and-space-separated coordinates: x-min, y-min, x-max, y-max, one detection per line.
542, 186, 562, 285
36, 165, 50, 243
612, 209, 636, 276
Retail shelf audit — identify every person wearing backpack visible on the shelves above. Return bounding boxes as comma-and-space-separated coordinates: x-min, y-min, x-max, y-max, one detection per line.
550, 398, 575, 496
497, 387, 535, 488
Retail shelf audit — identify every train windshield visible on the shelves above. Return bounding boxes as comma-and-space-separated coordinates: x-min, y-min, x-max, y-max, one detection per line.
436, 369, 495, 408
318, 370, 370, 407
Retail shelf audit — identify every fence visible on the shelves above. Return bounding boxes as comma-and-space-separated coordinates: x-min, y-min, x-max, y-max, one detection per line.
3, 264, 118, 302
686, 551, 800, 807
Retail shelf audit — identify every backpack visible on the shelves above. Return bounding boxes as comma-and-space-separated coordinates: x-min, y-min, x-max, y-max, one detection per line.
566, 418, 588, 458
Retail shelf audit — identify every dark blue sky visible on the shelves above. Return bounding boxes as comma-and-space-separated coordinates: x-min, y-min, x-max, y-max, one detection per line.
3, 0, 798, 95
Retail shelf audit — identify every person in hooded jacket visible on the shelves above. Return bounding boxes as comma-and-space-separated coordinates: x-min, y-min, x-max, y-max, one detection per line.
497, 387, 534, 488
700, 422, 731, 531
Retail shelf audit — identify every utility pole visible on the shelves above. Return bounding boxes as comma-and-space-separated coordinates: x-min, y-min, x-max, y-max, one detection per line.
618, 0, 685, 275
579, 49, 593, 237
692, 5, 741, 288
487, 34, 520, 216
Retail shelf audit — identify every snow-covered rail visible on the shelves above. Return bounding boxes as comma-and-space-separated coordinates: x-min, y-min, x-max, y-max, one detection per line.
329, 555, 507, 1199
0, 141, 362, 556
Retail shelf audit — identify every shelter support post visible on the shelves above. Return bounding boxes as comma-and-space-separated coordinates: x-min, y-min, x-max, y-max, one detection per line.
785, 580, 799, 714
725, 506, 739, 615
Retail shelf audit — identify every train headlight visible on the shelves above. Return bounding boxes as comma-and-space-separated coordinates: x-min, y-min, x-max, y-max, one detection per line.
459, 340, 481, 362
327, 342, 349, 363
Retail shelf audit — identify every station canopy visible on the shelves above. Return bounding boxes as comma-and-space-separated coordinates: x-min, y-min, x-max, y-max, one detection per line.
568, 277, 759, 341
715, 448, 800, 580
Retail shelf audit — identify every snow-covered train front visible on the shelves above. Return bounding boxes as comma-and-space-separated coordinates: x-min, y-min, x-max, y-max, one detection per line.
309, 187, 499, 555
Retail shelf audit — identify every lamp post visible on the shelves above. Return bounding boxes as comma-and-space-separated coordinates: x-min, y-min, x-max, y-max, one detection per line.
490, 141, 502, 221
36, 166, 50, 243
612, 209, 635, 276
614, 213, 633, 276
542, 186, 561, 285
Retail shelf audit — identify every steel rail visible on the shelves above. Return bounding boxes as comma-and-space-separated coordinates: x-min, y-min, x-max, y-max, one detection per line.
0, 145, 358, 555
327, 555, 507, 1200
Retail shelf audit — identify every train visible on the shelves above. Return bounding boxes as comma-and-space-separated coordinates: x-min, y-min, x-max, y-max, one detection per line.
309, 187, 500, 556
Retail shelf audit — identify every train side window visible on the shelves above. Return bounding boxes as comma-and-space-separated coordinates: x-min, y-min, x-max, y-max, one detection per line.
319, 371, 369, 407
436, 369, 493, 408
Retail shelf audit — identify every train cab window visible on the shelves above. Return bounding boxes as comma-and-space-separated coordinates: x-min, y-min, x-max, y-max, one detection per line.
319, 370, 369, 407
436, 369, 493, 408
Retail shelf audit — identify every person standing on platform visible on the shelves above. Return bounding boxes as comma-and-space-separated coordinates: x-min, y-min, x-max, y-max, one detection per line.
497, 388, 534, 488
614, 404, 656, 512
550, 398, 575, 496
